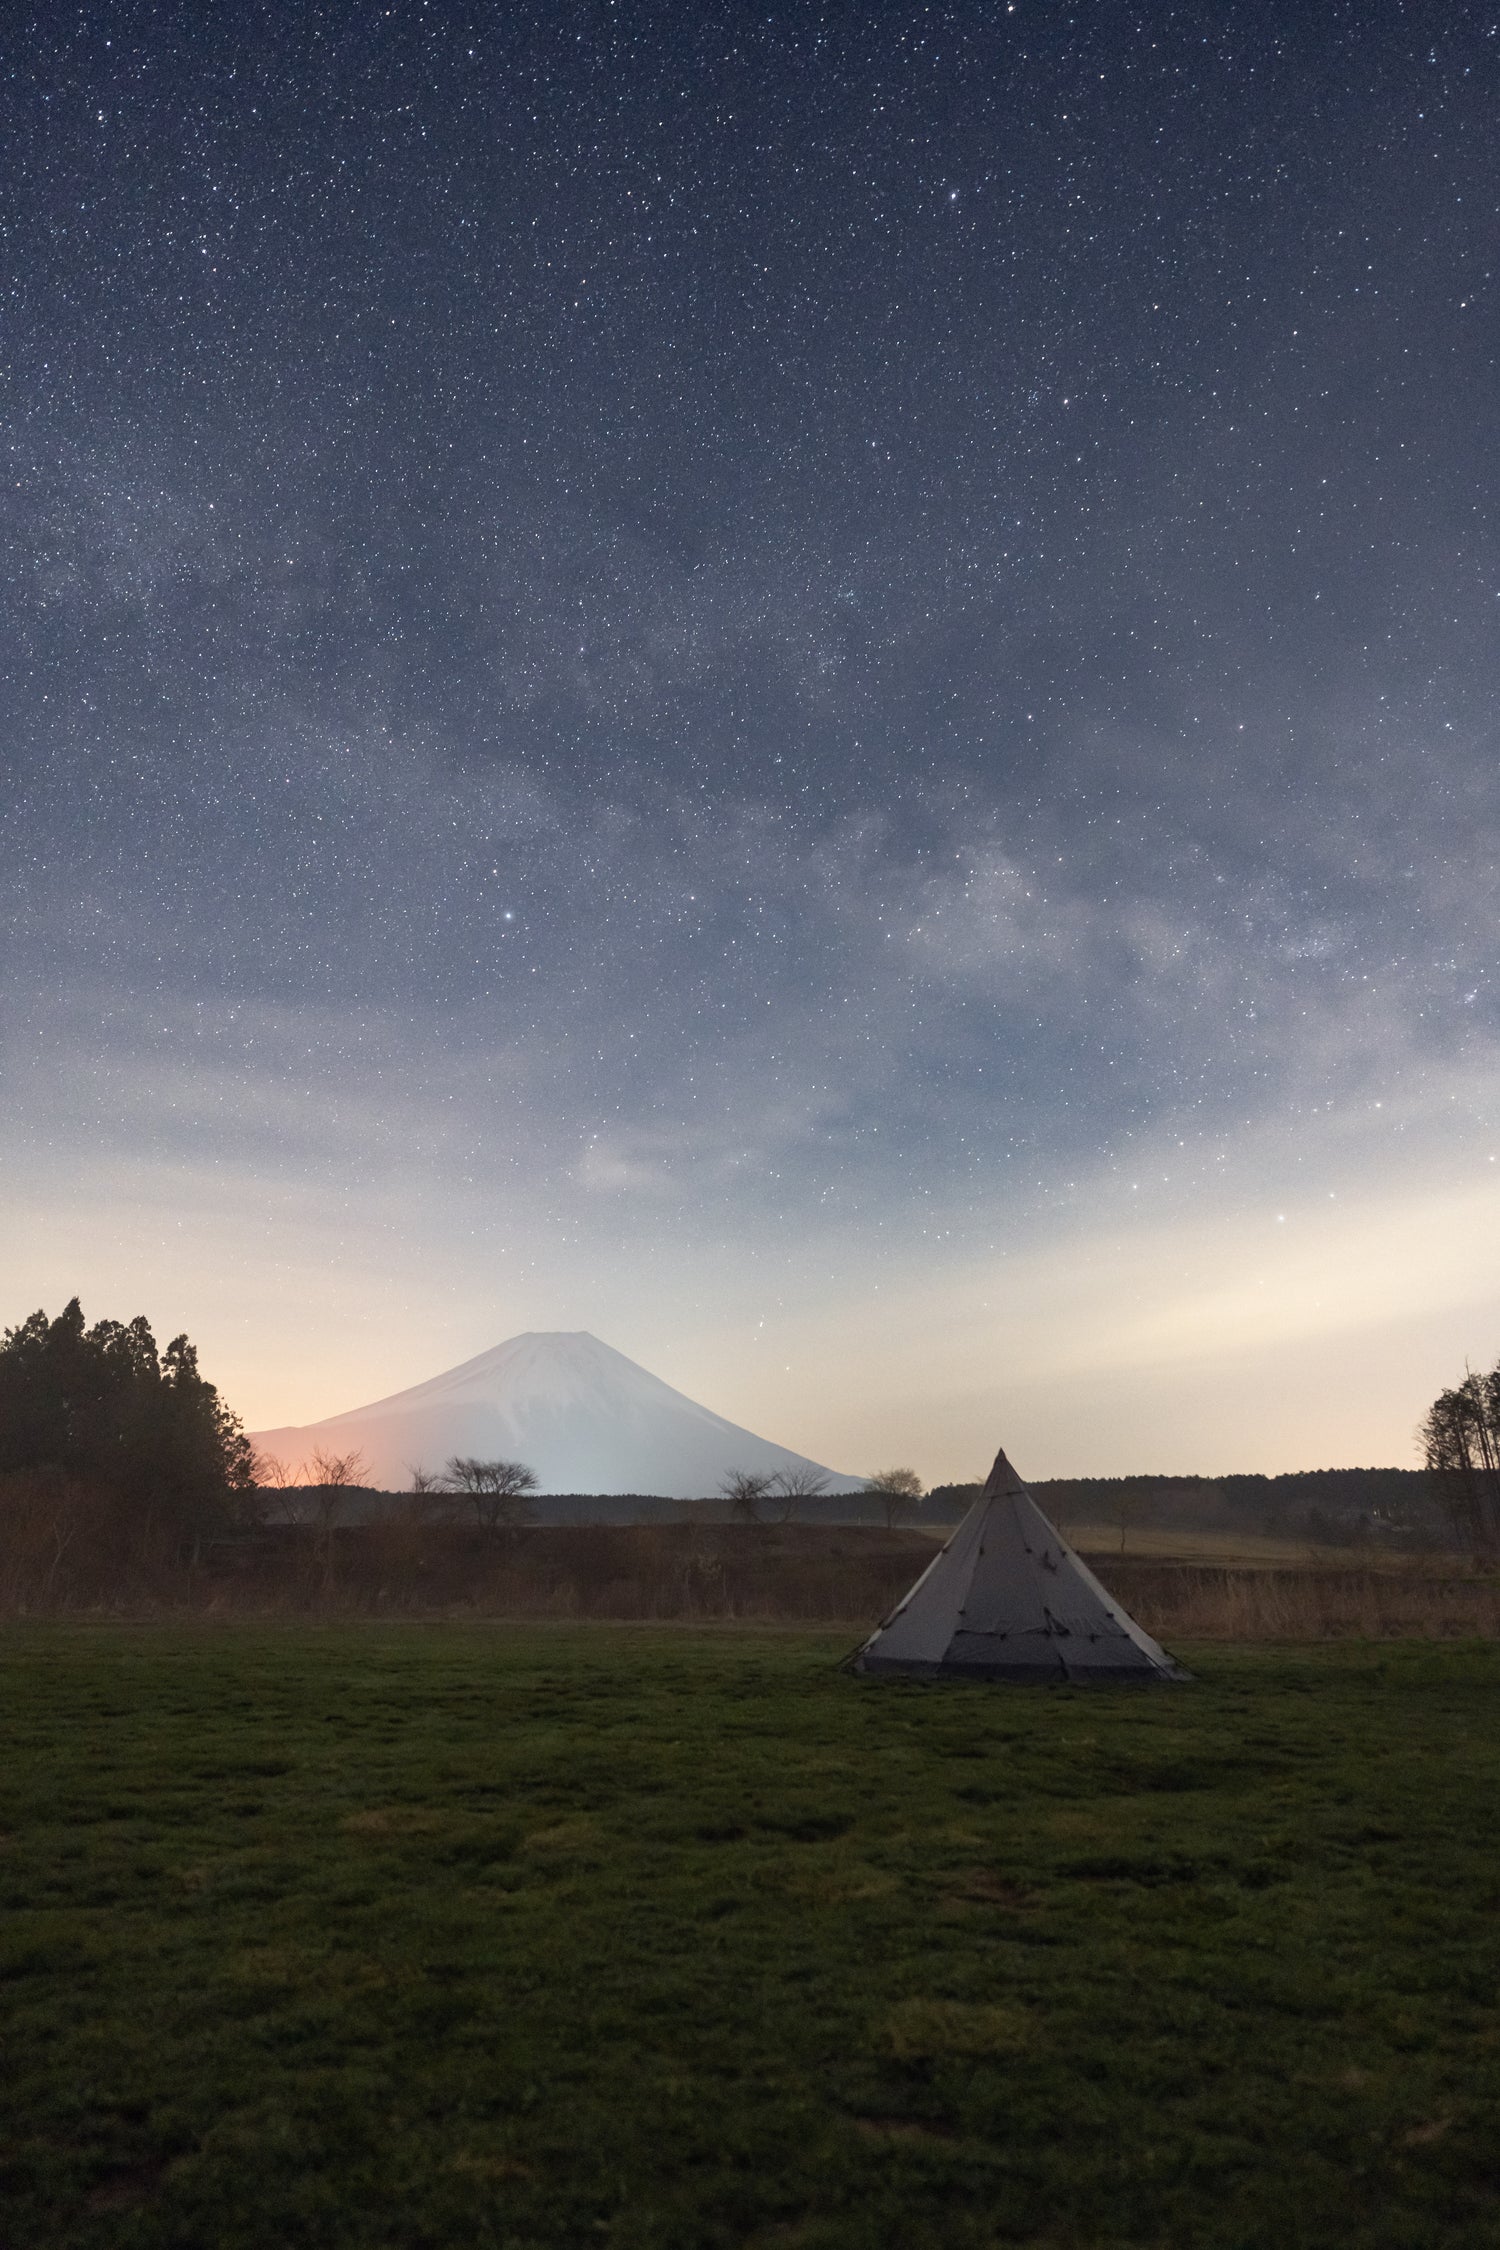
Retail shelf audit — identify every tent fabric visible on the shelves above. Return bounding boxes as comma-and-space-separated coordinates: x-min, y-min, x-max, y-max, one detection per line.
852, 1448, 1190, 1685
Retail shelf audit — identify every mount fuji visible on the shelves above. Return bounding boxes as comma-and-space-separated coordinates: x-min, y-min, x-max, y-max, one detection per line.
249, 1330, 864, 1498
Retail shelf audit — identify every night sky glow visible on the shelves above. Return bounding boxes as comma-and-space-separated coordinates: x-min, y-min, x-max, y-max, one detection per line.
4, 3, 1498, 1479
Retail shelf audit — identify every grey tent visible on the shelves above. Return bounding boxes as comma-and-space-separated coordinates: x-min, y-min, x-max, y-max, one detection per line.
852, 1448, 1190, 1684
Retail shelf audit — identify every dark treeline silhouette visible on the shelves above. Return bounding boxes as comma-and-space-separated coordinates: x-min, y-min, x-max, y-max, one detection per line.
0, 1298, 256, 1599
928, 1468, 1445, 1548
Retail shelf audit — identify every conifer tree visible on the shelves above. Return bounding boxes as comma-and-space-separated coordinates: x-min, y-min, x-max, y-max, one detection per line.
0, 1298, 256, 1551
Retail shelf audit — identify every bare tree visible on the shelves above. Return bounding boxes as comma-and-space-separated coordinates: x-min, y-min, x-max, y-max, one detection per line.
442, 1456, 539, 1533
863, 1466, 925, 1530
254, 1450, 306, 1525
38, 1475, 84, 1600
718, 1468, 773, 1524
307, 1447, 369, 1530
304, 1448, 369, 1592
20, 1471, 90, 1603
1104, 1481, 1152, 1556
399, 1464, 455, 1527
0, 1470, 110, 1608
765, 1464, 830, 1523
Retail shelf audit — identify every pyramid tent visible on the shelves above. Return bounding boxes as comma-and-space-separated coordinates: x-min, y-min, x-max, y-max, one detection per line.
852, 1448, 1190, 1685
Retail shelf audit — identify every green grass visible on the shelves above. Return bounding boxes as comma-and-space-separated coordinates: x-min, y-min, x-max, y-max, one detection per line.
3, 1627, 1500, 2249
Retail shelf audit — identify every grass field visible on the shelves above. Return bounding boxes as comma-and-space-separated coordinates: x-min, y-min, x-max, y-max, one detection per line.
4, 1626, 1500, 2249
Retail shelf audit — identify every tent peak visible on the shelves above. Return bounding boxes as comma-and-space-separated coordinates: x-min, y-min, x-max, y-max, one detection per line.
981, 1447, 1029, 1500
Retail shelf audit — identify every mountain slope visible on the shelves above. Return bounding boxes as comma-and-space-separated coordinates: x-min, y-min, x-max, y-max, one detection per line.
249, 1330, 863, 1497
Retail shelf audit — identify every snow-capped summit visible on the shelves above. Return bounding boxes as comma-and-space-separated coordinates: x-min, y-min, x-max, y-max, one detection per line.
249, 1329, 862, 1497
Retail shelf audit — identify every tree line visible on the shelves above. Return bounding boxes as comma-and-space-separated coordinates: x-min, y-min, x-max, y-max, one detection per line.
715, 1463, 924, 1528
265, 1448, 541, 1535
269, 1453, 928, 1531
1421, 1356, 1500, 1552
15, 1295, 1488, 1571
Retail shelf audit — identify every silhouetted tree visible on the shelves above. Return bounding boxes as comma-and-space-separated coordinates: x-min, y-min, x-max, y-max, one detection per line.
303, 1447, 369, 1592
863, 1466, 924, 1529
0, 1298, 255, 1561
403, 1463, 455, 1525
254, 1450, 306, 1523
765, 1464, 830, 1523
719, 1468, 773, 1524
1103, 1481, 1153, 1556
305, 1447, 368, 1533
1421, 1361, 1500, 1553
442, 1455, 539, 1532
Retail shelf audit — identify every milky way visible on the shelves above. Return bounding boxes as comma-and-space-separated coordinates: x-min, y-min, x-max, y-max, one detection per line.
3, 4, 1497, 1474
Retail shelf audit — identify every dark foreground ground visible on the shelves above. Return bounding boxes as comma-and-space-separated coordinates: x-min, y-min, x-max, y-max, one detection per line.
3, 1627, 1499, 2249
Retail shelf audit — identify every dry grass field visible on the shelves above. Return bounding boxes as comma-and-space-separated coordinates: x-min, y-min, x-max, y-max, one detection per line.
1059, 1521, 1378, 1568
3, 1518, 1498, 1642
1107, 1559, 1500, 1642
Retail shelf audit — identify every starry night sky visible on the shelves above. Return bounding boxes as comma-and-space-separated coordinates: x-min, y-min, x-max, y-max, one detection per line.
4, 2, 1498, 1476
